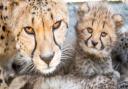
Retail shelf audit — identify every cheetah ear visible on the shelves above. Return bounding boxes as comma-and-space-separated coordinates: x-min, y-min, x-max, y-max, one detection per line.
112, 14, 124, 29
77, 2, 89, 20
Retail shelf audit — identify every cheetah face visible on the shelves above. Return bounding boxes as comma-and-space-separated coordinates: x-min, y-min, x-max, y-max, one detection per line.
76, 2, 123, 57
10, 0, 72, 76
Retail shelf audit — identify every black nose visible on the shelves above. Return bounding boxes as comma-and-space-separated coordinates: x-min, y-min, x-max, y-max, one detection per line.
12, 62, 21, 73
91, 40, 98, 47
40, 53, 54, 65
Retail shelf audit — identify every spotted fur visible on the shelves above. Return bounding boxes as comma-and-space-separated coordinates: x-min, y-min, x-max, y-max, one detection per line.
0, 0, 17, 67
112, 29, 128, 89
0, 0, 72, 88
0, 1, 18, 89
8, 0, 73, 76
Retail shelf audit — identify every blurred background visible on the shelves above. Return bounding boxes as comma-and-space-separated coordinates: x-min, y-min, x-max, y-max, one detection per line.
64, 0, 128, 46
65, 0, 128, 3
66, 0, 128, 36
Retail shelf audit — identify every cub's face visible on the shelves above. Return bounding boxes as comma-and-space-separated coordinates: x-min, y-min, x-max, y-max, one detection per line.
10, 0, 69, 75
76, 2, 123, 57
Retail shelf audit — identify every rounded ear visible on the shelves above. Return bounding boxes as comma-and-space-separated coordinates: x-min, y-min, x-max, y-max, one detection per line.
77, 2, 89, 20
112, 14, 124, 29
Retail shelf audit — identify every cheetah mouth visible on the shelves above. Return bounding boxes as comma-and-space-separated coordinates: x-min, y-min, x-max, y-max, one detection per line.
80, 44, 109, 57
12, 59, 59, 76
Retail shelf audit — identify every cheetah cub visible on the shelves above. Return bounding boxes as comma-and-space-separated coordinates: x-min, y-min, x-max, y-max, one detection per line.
74, 2, 124, 80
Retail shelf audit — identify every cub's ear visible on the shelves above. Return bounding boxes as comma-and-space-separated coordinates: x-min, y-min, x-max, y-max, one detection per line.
112, 14, 124, 29
77, 2, 89, 20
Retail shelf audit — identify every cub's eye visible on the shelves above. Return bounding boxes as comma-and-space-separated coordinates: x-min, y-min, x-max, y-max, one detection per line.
87, 27, 93, 33
101, 32, 107, 37
24, 26, 34, 35
53, 20, 62, 30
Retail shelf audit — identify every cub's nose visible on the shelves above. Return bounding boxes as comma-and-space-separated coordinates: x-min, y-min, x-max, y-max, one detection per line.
39, 52, 54, 65
91, 40, 98, 47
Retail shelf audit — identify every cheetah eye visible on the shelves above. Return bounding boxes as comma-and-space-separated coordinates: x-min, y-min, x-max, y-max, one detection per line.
101, 32, 107, 37
87, 27, 93, 33
52, 20, 62, 30
24, 26, 34, 35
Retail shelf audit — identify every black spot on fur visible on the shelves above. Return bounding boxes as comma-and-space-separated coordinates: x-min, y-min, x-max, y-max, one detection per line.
125, 43, 127, 46
0, 5, 3, 10
121, 38, 124, 41
51, 13, 53, 20
46, 1, 48, 4
13, 2, 19, 6
11, 38, 15, 42
48, 8, 51, 11
0, 35, 4, 40
32, 12, 35, 14
4, 6, 7, 10
2, 26, 6, 32
0, 79, 3, 84
32, 17, 34, 24
3, 16, 8, 20
5, 42, 8, 46
0, 15, 2, 19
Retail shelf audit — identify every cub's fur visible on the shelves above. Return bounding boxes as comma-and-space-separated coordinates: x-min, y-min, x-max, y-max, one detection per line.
75, 2, 123, 80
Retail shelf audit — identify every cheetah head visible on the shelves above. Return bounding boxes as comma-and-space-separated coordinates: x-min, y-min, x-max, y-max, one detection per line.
10, 0, 74, 76
76, 2, 124, 58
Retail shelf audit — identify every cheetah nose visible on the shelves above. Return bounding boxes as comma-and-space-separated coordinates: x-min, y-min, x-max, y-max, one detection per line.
12, 62, 22, 72
91, 40, 98, 47
39, 52, 54, 65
